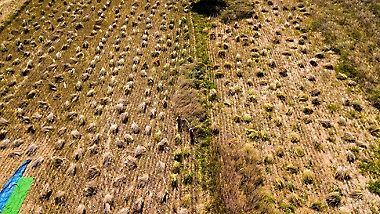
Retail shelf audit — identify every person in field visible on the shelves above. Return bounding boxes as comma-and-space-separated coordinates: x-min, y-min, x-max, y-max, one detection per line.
153, 58, 160, 66
176, 115, 182, 132
189, 128, 194, 144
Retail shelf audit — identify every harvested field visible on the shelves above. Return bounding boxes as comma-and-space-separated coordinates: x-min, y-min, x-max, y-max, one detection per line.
0, 0, 204, 213
208, 0, 380, 213
1, 0, 380, 213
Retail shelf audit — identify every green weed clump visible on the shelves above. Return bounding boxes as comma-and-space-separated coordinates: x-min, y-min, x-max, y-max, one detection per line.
242, 113, 252, 123
298, 93, 308, 102
310, 201, 326, 211
273, 117, 283, 127
285, 164, 298, 174
174, 149, 183, 162
368, 180, 380, 196
171, 174, 178, 189
264, 103, 274, 112
175, 134, 182, 145
279, 201, 296, 213
181, 194, 192, 208
154, 131, 162, 142
183, 172, 193, 185
182, 146, 191, 158
246, 129, 269, 141
302, 169, 315, 185
277, 92, 286, 101
232, 114, 242, 123
295, 147, 305, 157
314, 142, 324, 152
360, 144, 380, 178
172, 161, 182, 174
275, 179, 285, 190
290, 132, 300, 143
255, 193, 276, 213
228, 85, 242, 96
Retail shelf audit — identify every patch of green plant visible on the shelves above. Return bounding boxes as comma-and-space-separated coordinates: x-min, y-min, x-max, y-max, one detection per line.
174, 149, 183, 162
310, 201, 326, 211
223, 61, 232, 69
277, 91, 286, 101
328, 185, 342, 195
247, 94, 257, 103
298, 93, 308, 102
175, 134, 182, 145
295, 147, 305, 157
171, 173, 178, 188
291, 123, 301, 132
255, 193, 276, 211
314, 142, 324, 152
264, 154, 274, 164
284, 164, 298, 174
228, 85, 242, 96
183, 172, 193, 185
179, 58, 186, 65
273, 117, 283, 127
360, 144, 380, 178
290, 132, 300, 143
181, 194, 192, 208
348, 109, 362, 119
370, 90, 380, 110
279, 201, 296, 213
302, 169, 315, 185
326, 192, 342, 207
246, 129, 269, 141
192, 13, 211, 66
7, 14, 17, 23
368, 180, 380, 196
275, 179, 285, 190
349, 146, 359, 156
335, 61, 358, 78
369, 125, 380, 137
219, 0, 254, 23
327, 136, 336, 143
247, 78, 254, 85
154, 131, 162, 142
352, 102, 363, 112
233, 114, 242, 123
191, 12, 225, 213
242, 113, 252, 123
303, 106, 314, 114
264, 103, 274, 112
172, 161, 182, 174
302, 115, 312, 124
326, 103, 338, 114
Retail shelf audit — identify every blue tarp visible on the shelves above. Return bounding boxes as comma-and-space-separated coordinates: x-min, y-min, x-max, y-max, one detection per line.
0, 160, 31, 211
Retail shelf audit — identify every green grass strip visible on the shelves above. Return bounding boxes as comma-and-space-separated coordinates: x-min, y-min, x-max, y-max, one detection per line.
2, 177, 34, 214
